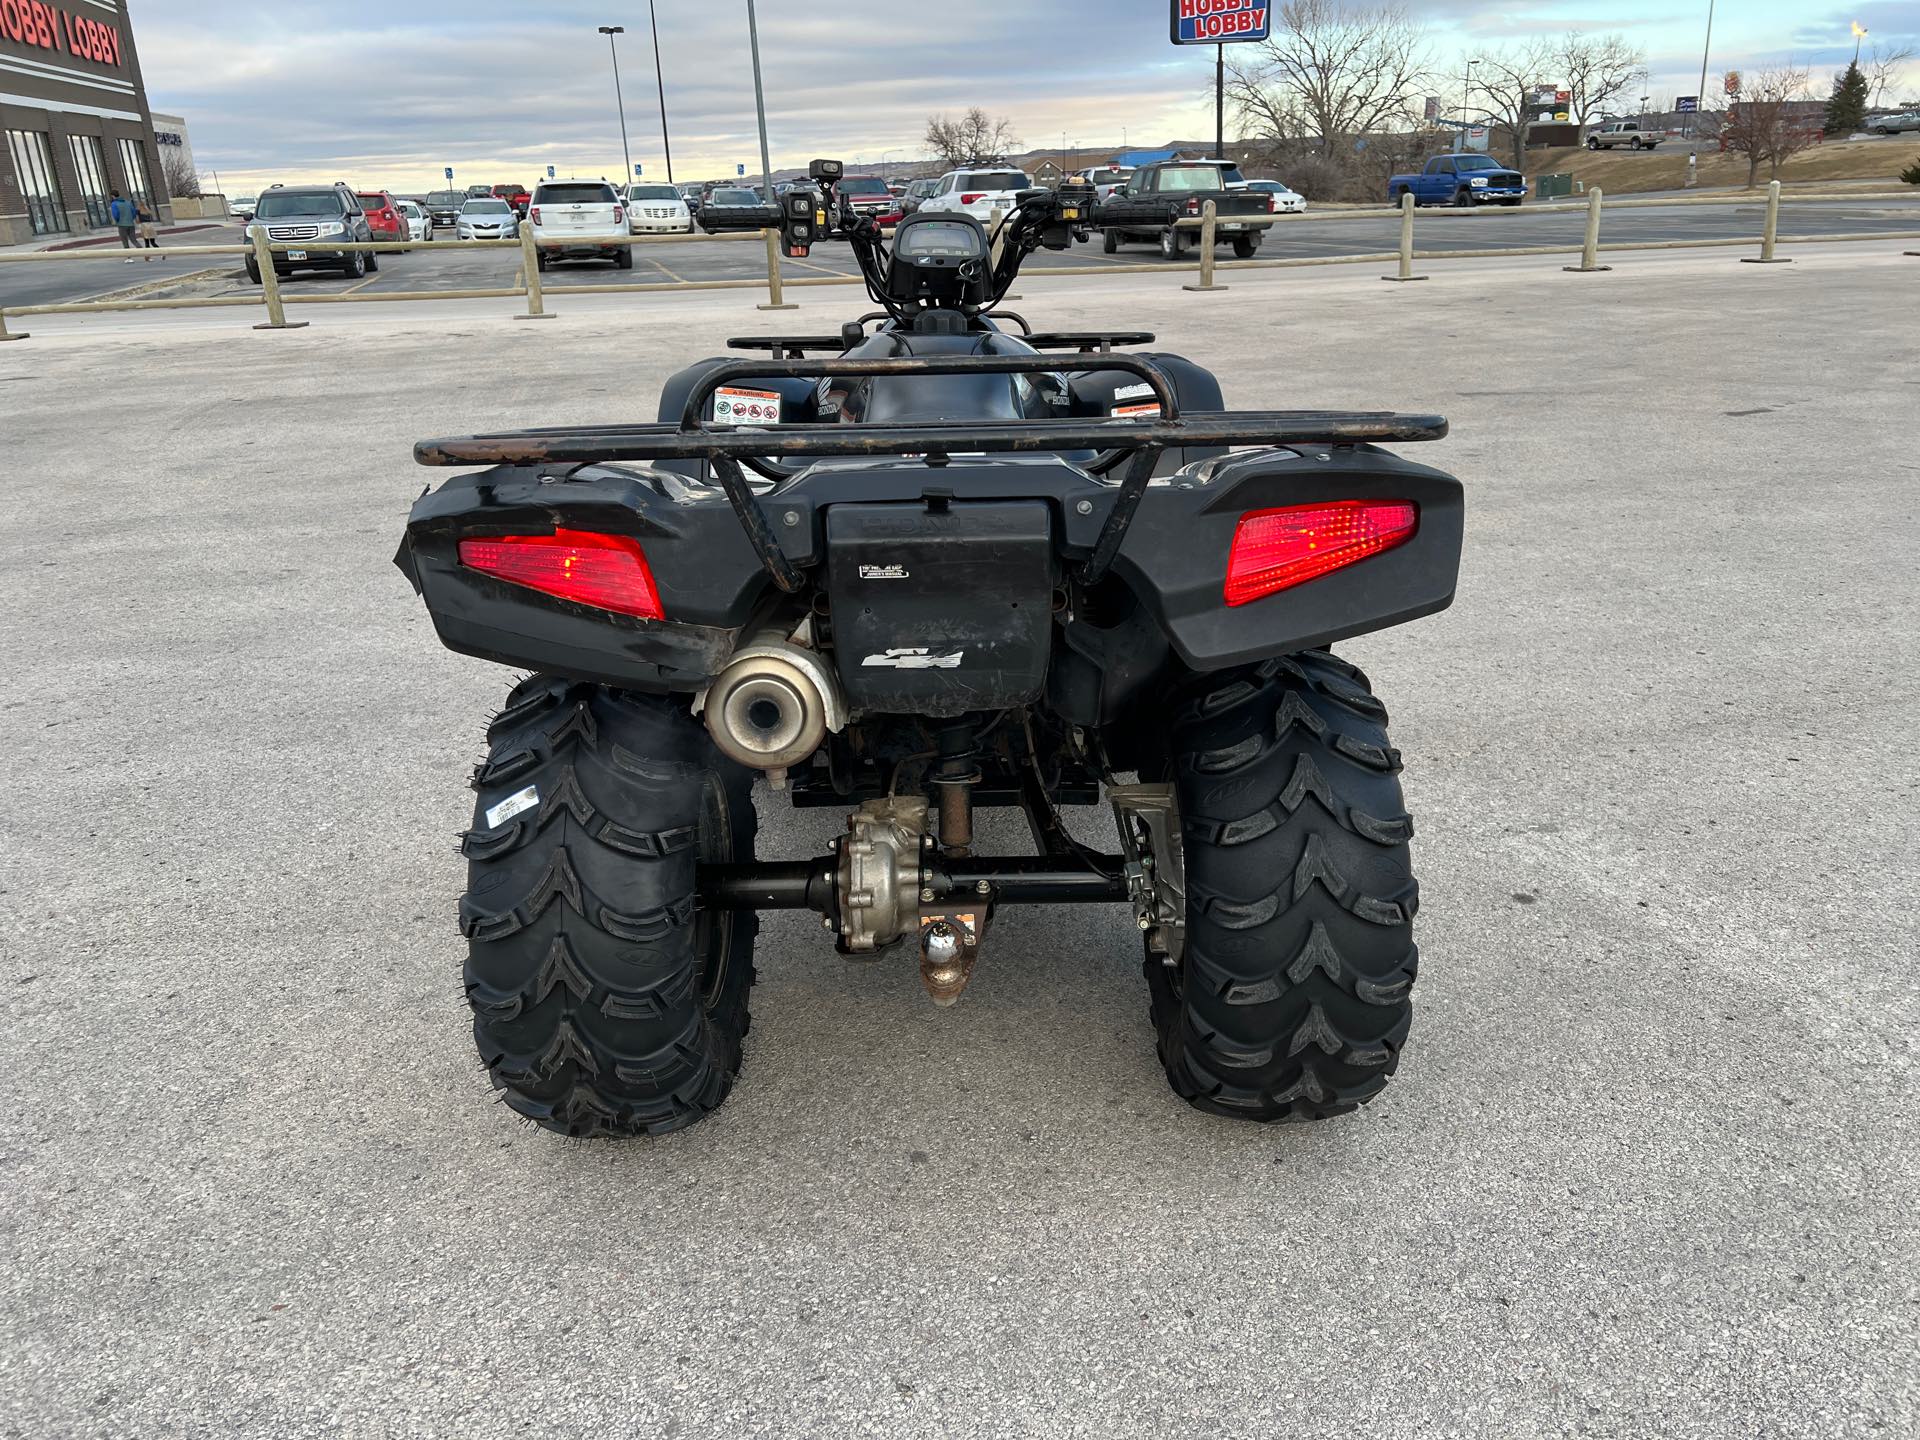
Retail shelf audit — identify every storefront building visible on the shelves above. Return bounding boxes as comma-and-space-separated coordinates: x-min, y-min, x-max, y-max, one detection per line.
0, 1, 170, 244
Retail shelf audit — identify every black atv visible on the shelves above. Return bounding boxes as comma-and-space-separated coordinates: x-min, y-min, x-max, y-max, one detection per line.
396, 159, 1463, 1137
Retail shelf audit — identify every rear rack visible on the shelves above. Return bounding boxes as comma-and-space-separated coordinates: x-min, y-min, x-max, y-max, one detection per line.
414, 352, 1447, 598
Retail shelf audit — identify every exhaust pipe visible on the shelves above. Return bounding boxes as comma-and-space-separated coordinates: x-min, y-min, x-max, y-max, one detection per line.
701, 632, 846, 774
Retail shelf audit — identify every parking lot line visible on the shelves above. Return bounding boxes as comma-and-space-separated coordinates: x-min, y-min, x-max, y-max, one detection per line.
646, 257, 685, 284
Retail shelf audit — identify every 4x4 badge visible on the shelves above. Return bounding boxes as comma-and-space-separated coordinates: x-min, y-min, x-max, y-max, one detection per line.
862, 648, 963, 669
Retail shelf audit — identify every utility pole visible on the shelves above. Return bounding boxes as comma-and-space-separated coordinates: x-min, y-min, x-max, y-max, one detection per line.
647, 1, 674, 184
598, 26, 633, 186
746, 0, 775, 202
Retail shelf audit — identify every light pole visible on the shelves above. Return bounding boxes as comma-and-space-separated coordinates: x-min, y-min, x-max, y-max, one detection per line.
1852, 23, 1867, 67
598, 26, 633, 186
745, 0, 775, 202
1692, 0, 1715, 144
647, 2, 674, 184
1462, 57, 1482, 127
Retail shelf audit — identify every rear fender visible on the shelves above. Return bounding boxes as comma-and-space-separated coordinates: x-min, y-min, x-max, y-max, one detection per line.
1116, 444, 1463, 669
397, 464, 769, 690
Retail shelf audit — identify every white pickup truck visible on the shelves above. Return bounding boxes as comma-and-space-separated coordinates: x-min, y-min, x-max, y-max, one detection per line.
1586, 121, 1662, 150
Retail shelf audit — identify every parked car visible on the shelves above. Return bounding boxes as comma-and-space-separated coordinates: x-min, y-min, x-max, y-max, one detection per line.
356, 190, 407, 244
396, 199, 433, 244
624, 183, 694, 235
678, 184, 705, 218
1245, 179, 1307, 213
837, 175, 894, 218
1082, 165, 1135, 203
1869, 111, 1920, 134
465, 183, 494, 198
246, 182, 380, 283
1587, 120, 1661, 150
456, 197, 520, 241
1095, 161, 1271, 259
492, 182, 532, 215
699, 186, 781, 234
425, 189, 465, 230
528, 180, 631, 268
898, 177, 941, 216
1386, 154, 1526, 207
230, 195, 257, 222
916, 168, 1034, 224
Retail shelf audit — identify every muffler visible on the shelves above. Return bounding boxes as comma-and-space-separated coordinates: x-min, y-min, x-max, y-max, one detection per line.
700, 631, 846, 776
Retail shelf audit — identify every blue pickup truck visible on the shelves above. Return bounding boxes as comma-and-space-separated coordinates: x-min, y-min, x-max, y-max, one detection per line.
1387, 154, 1527, 208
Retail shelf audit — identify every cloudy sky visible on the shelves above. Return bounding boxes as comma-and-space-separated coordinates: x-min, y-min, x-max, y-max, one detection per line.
135, 0, 1918, 191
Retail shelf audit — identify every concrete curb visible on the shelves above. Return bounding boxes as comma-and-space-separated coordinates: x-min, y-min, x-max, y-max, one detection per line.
63, 266, 236, 308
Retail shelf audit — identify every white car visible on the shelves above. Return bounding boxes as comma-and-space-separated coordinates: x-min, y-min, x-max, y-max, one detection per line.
916, 168, 1033, 225
396, 199, 433, 243
528, 179, 632, 269
625, 183, 694, 234
1246, 179, 1306, 214
456, 198, 519, 241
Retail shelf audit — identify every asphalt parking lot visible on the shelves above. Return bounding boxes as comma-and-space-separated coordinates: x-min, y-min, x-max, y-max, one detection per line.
6, 193, 1919, 311
2, 250, 1916, 1437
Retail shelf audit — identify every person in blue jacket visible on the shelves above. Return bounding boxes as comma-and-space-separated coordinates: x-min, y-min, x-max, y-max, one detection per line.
108, 191, 139, 257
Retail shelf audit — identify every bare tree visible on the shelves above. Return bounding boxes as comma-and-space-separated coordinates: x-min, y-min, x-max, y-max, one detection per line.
1559, 32, 1646, 125
1866, 42, 1915, 109
1470, 39, 1557, 168
1719, 66, 1816, 186
1223, 0, 1431, 153
159, 148, 200, 199
923, 108, 1019, 169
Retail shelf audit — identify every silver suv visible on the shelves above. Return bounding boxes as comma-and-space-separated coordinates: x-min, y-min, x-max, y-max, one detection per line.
246, 182, 378, 283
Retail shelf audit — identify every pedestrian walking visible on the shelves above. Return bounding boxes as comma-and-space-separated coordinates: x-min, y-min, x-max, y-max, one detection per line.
136, 199, 160, 257
108, 191, 139, 260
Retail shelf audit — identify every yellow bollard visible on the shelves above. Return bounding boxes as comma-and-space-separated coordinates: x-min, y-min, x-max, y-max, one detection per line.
1381, 190, 1426, 282
1563, 186, 1611, 272
1740, 179, 1792, 264
517, 223, 556, 317
758, 227, 797, 311
1182, 200, 1227, 291
250, 226, 309, 330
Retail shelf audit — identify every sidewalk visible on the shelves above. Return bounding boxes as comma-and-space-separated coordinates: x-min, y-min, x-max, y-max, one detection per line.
0, 220, 233, 255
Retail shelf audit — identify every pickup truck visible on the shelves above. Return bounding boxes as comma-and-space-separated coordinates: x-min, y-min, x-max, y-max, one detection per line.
1587, 121, 1661, 150
1094, 160, 1272, 260
1386, 154, 1526, 208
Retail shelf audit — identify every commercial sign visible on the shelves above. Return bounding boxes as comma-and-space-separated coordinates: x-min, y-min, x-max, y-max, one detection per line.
1724, 71, 1741, 95
0, 1, 125, 67
1676, 95, 1698, 113
1169, 0, 1271, 44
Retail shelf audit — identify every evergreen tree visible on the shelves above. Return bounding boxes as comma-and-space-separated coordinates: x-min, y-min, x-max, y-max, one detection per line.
1825, 63, 1869, 134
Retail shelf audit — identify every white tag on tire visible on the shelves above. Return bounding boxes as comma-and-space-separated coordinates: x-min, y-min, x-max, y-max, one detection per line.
485, 785, 540, 829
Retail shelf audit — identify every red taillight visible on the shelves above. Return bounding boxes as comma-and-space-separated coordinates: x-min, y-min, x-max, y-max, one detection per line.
1186, 197, 1201, 215
1266, 193, 1277, 212
529, 206, 541, 224
1223, 501, 1417, 607
613, 205, 625, 224
458, 528, 662, 619
960, 192, 985, 205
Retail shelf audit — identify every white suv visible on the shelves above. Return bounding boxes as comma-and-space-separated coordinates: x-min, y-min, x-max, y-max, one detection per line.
917, 168, 1033, 224
528, 180, 632, 269
625, 183, 693, 235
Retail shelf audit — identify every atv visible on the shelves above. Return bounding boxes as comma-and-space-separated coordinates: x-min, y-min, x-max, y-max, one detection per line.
396, 158, 1463, 1137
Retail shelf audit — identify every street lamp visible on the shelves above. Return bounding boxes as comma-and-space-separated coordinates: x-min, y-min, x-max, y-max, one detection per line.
1463, 57, 1482, 126
598, 26, 633, 186
745, 0, 775, 202
647, 2, 674, 185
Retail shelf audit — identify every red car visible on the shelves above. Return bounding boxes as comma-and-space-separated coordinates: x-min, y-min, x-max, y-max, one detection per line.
356, 190, 406, 242
492, 182, 532, 215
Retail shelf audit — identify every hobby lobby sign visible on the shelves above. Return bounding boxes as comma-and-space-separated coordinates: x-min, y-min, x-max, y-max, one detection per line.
1169, 0, 1272, 44
0, 0, 125, 67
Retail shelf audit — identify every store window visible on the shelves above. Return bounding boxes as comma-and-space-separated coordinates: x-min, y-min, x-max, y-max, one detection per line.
67, 134, 111, 228
116, 136, 152, 208
7, 129, 70, 235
